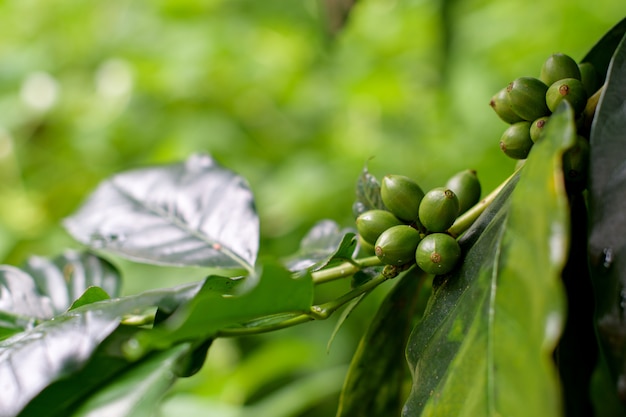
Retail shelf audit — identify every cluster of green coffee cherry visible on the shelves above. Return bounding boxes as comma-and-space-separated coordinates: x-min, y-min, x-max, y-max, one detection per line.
356, 170, 480, 275
490, 53, 594, 188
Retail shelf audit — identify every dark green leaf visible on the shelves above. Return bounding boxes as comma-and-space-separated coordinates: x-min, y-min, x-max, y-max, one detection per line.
581, 18, 626, 83
588, 32, 626, 406
127, 261, 314, 358
283, 220, 357, 272
69, 286, 112, 310
63, 153, 259, 272
557, 194, 596, 417
337, 267, 428, 417
352, 163, 385, 218
22, 250, 121, 315
0, 282, 201, 416
403, 104, 574, 416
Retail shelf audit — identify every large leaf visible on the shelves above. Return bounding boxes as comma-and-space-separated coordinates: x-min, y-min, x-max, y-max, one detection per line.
581, 17, 626, 84
0, 282, 201, 417
21, 250, 121, 316
557, 193, 596, 417
587, 31, 626, 406
336, 266, 428, 417
126, 261, 314, 358
403, 104, 574, 416
64, 153, 259, 272
0, 252, 120, 340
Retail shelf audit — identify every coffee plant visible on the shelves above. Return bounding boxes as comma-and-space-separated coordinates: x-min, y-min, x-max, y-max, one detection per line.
3, 16, 626, 417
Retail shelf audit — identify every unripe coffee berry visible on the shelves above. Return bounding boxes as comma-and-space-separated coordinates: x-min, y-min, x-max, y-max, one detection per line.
546, 78, 587, 116
540, 53, 581, 86
506, 77, 550, 121
381, 174, 425, 223
445, 169, 481, 215
356, 209, 403, 245
489, 87, 524, 124
418, 187, 460, 233
415, 233, 461, 275
374, 225, 421, 266
500, 121, 533, 159
578, 62, 599, 96
530, 116, 550, 143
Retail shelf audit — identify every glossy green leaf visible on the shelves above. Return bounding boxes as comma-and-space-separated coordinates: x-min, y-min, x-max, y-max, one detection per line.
587, 31, 626, 406
0, 282, 201, 416
19, 327, 142, 417
337, 267, 428, 417
64, 153, 259, 272
581, 17, 626, 83
283, 220, 357, 272
22, 250, 121, 315
403, 104, 574, 416
71, 343, 193, 417
127, 261, 314, 358
69, 287, 112, 310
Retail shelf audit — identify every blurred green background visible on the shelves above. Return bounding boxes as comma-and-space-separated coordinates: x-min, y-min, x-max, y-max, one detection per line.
0, 0, 624, 415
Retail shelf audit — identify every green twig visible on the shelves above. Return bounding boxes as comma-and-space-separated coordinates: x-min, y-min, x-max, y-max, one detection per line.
217, 272, 391, 337
447, 167, 520, 238
311, 256, 382, 284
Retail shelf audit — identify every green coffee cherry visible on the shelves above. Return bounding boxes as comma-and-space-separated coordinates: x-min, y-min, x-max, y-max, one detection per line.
381, 174, 425, 223
529, 116, 550, 143
374, 225, 421, 266
506, 77, 550, 121
578, 62, 599, 96
500, 121, 533, 159
415, 233, 461, 275
489, 87, 524, 124
540, 53, 581, 86
418, 187, 460, 233
562, 135, 590, 190
546, 78, 588, 115
356, 209, 403, 245
445, 169, 481, 215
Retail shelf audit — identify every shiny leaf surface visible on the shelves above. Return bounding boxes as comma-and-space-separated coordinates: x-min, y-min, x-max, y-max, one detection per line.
0, 282, 201, 416
64, 153, 259, 272
403, 104, 574, 416
22, 250, 121, 315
